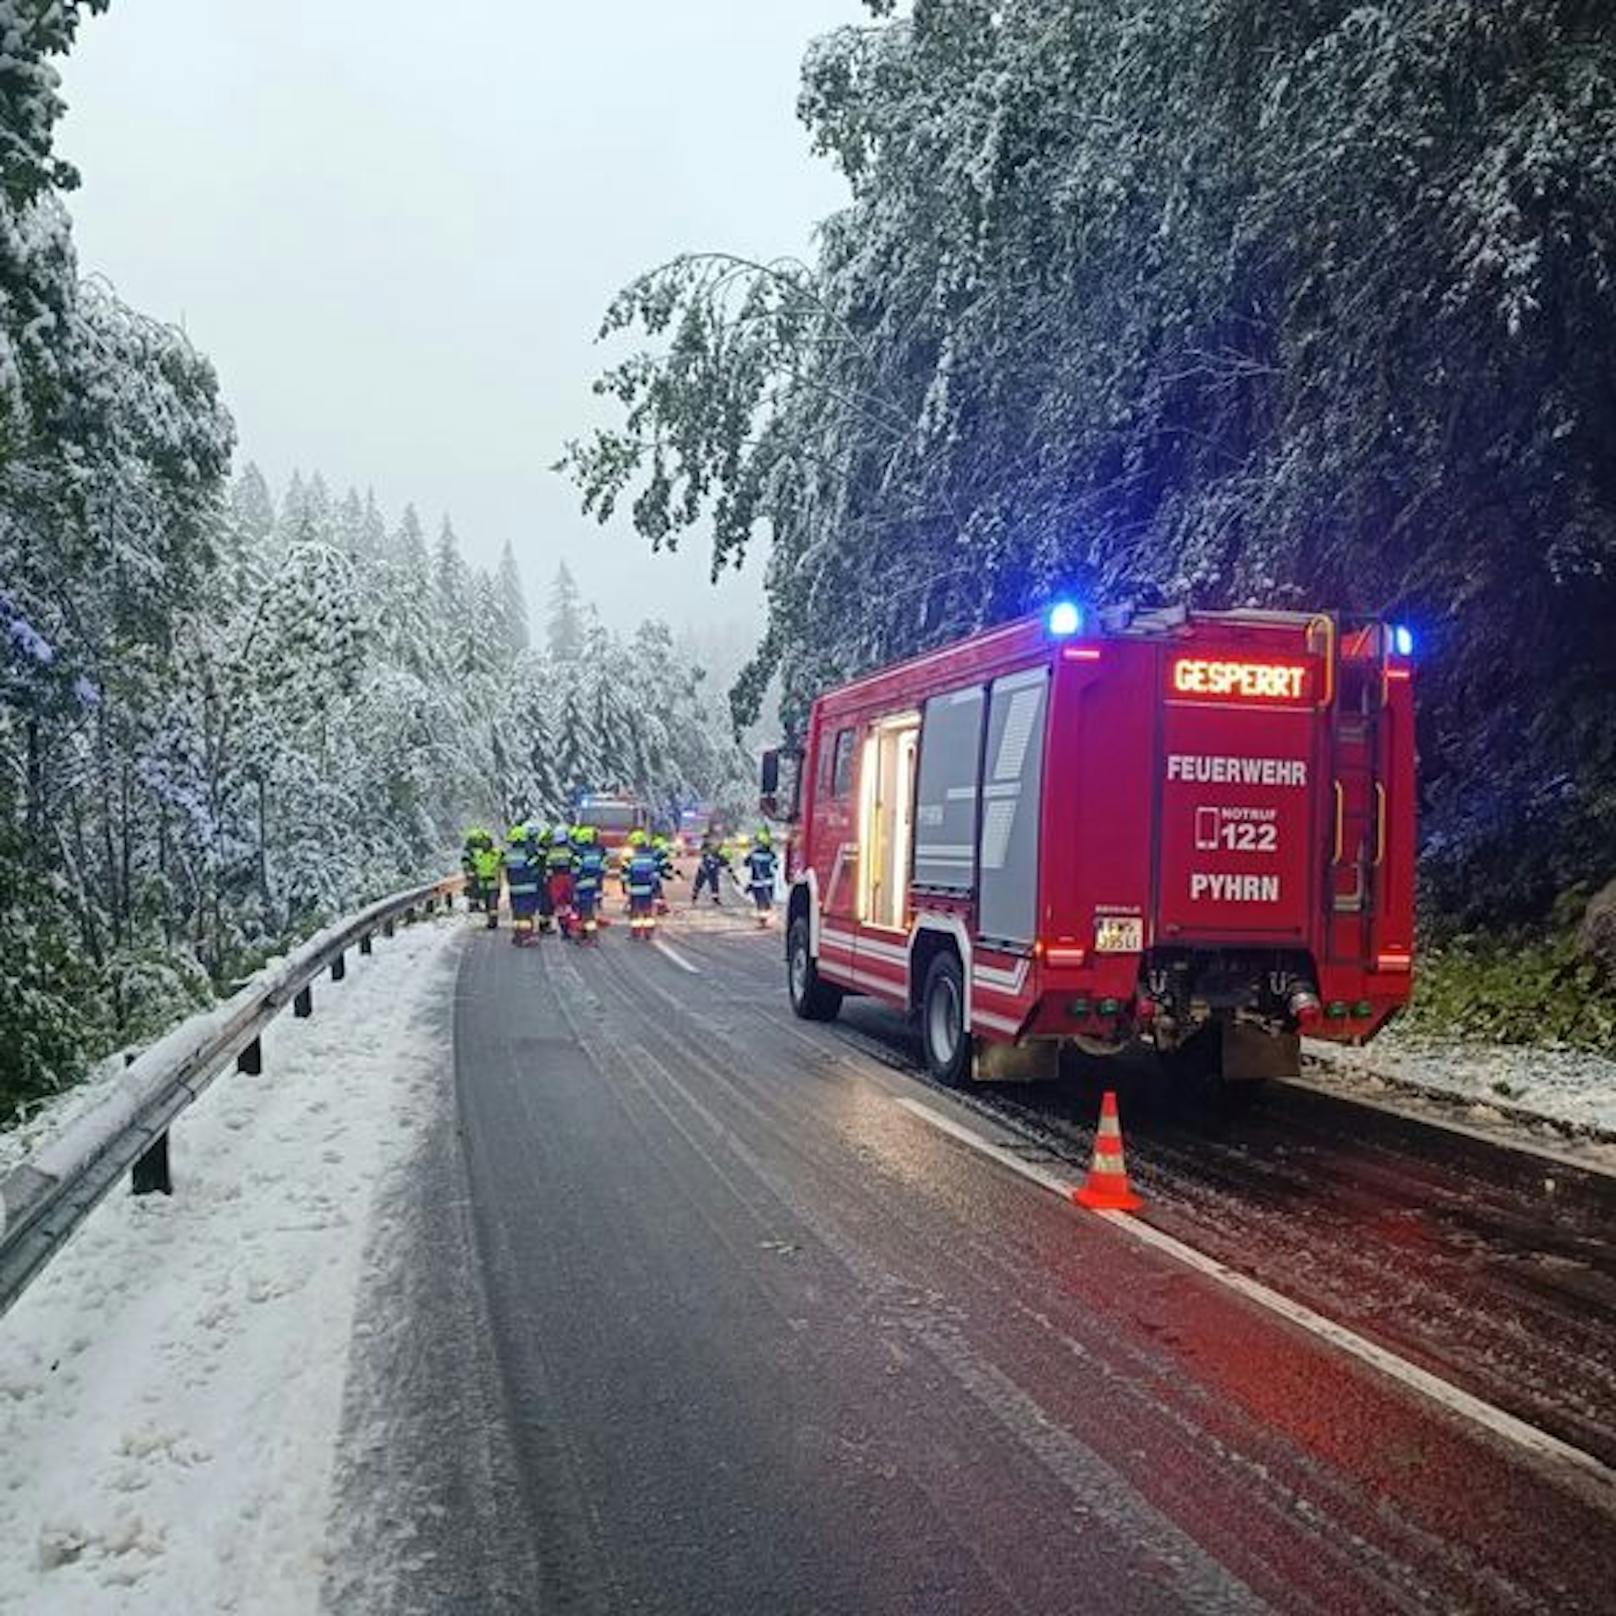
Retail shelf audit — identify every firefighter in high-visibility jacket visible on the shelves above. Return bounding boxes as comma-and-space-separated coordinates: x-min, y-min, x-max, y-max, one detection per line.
462, 827, 497, 914
744, 829, 779, 927
620, 828, 650, 910
692, 831, 730, 906
504, 823, 543, 945
571, 824, 607, 938
471, 835, 503, 928
624, 837, 664, 938
533, 825, 557, 932
652, 832, 676, 914
544, 826, 575, 936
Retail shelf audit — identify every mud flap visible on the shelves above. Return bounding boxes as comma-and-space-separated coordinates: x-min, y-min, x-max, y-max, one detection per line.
1221, 1023, 1300, 1082
973, 1038, 1060, 1082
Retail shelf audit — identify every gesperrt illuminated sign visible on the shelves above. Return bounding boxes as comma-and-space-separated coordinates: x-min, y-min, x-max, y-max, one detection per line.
1170, 657, 1311, 702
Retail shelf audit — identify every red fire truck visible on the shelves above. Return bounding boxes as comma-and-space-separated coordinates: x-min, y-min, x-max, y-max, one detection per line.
574, 791, 651, 852
760, 603, 1415, 1087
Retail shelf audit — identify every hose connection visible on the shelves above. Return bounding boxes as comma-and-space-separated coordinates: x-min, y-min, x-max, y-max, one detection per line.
1287, 985, 1323, 1031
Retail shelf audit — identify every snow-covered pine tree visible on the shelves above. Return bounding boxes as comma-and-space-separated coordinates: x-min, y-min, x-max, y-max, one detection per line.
380, 503, 438, 679
335, 486, 368, 561
578, 614, 633, 793
496, 540, 530, 659
491, 649, 562, 824
547, 561, 584, 662
302, 472, 333, 546
273, 470, 308, 557
360, 488, 388, 559
230, 464, 276, 549
551, 663, 600, 808
392, 502, 428, 580
465, 569, 503, 680
525, 676, 563, 821
434, 515, 469, 627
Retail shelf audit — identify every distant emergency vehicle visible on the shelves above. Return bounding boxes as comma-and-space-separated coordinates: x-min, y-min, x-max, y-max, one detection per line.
675, 805, 711, 852
574, 792, 651, 851
761, 603, 1416, 1087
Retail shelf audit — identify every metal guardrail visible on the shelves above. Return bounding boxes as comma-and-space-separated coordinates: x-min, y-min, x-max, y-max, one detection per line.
0, 873, 463, 1320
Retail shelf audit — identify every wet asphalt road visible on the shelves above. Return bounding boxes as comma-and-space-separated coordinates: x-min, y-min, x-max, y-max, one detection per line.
358, 905, 1616, 1614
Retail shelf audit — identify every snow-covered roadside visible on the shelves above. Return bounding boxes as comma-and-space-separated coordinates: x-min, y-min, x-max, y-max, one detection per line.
1304, 1029, 1616, 1157
2, 1058, 117, 1181
1, 1045, 155, 1181
0, 916, 464, 1614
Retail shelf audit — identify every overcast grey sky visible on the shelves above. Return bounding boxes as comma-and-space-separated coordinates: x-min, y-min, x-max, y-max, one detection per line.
56, 1, 862, 634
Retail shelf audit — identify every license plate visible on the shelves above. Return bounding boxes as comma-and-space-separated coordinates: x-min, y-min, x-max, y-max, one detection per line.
1094, 916, 1143, 953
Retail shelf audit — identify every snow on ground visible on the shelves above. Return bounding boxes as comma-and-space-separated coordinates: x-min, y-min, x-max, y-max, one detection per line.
1305, 1028, 1616, 1156
0, 915, 464, 1615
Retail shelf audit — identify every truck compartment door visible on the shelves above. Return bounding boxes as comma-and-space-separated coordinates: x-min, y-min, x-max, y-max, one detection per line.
857, 715, 920, 934
978, 668, 1049, 948
914, 686, 986, 895
1156, 674, 1317, 943
1326, 663, 1381, 964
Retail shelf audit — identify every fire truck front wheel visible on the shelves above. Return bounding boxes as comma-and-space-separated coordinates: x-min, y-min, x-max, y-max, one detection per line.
788, 917, 843, 1022
921, 953, 972, 1088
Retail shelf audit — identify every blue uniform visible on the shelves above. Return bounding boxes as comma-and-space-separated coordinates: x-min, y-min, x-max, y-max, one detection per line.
693, 841, 729, 905
574, 842, 607, 922
626, 850, 661, 897
504, 837, 542, 920
625, 848, 662, 932
745, 845, 778, 911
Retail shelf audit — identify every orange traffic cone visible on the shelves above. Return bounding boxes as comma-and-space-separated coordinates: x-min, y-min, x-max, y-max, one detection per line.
1073, 1090, 1143, 1212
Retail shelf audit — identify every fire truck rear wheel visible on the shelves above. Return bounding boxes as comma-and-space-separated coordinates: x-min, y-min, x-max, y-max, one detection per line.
921, 952, 972, 1088
788, 917, 843, 1021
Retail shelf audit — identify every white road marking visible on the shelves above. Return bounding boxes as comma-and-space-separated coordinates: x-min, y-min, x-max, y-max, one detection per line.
893, 1097, 1077, 1199
893, 1094, 1616, 1492
652, 938, 700, 975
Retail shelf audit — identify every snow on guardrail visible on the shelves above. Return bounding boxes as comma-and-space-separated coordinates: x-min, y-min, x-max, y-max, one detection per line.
0, 874, 462, 1319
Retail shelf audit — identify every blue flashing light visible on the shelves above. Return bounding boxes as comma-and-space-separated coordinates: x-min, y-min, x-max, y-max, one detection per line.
1047, 600, 1084, 638
1391, 624, 1414, 658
